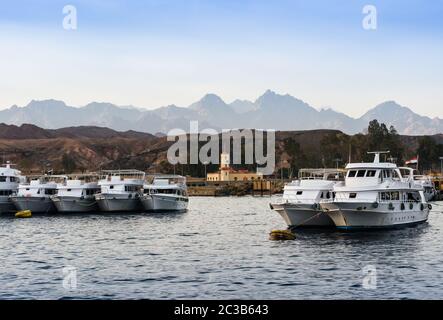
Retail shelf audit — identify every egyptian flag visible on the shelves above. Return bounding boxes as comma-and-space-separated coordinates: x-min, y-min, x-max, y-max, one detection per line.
405, 156, 418, 165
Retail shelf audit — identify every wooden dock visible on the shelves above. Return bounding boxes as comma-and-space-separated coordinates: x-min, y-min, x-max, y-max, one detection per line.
431, 176, 443, 201
186, 178, 285, 197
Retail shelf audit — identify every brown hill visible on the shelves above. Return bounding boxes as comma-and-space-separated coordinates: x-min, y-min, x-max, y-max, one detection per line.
0, 123, 441, 175
0, 123, 156, 140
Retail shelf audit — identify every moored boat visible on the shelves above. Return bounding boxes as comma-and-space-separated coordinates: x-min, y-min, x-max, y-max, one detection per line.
95, 170, 145, 212
270, 169, 344, 228
141, 175, 189, 212
10, 175, 67, 213
0, 161, 26, 214
399, 167, 437, 202
321, 152, 430, 230
51, 174, 100, 213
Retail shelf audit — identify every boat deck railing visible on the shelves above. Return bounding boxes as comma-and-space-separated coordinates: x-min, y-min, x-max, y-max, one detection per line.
100, 170, 146, 180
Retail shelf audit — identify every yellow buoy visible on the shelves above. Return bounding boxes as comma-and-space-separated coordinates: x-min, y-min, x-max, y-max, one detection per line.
269, 229, 296, 241
15, 210, 32, 218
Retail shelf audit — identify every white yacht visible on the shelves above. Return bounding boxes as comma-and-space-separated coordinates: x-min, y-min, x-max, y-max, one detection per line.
51, 174, 101, 213
141, 175, 189, 212
0, 162, 26, 214
321, 152, 430, 230
270, 169, 345, 228
95, 170, 145, 212
10, 175, 67, 213
399, 167, 436, 202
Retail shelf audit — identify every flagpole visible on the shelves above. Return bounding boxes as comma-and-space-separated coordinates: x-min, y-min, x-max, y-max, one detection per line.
417, 154, 420, 173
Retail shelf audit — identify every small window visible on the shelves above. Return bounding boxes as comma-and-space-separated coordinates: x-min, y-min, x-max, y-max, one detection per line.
320, 192, 324, 199
326, 192, 331, 199
366, 170, 377, 177
391, 192, 400, 201
349, 193, 357, 199
0, 177, 6, 182
357, 170, 366, 177
296, 191, 303, 195
348, 171, 357, 178
110, 185, 114, 189
67, 189, 72, 192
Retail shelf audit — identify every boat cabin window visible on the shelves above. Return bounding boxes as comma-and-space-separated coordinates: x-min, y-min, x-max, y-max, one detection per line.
9, 177, 18, 183
0, 177, 6, 182
357, 170, 366, 177
0, 190, 13, 196
349, 193, 357, 199
348, 171, 357, 178
157, 189, 178, 194
380, 192, 401, 201
407, 192, 420, 202
326, 192, 331, 199
85, 189, 100, 196
109, 185, 114, 189
45, 189, 56, 195
366, 170, 377, 177
67, 189, 72, 192
382, 170, 392, 179
125, 186, 140, 192
296, 191, 303, 195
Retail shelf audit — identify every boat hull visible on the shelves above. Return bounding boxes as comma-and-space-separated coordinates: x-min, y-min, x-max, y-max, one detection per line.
95, 194, 142, 212
141, 194, 188, 212
0, 196, 17, 214
52, 196, 99, 213
321, 201, 430, 229
10, 196, 56, 213
271, 203, 334, 227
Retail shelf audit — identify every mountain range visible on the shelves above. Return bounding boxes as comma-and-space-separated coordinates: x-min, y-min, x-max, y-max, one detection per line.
1, 90, 442, 135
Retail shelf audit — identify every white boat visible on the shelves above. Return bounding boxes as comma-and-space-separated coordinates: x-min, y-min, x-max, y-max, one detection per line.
321, 152, 430, 230
10, 175, 67, 213
399, 167, 437, 202
95, 170, 145, 212
141, 175, 189, 212
270, 169, 345, 228
0, 162, 26, 214
51, 174, 101, 213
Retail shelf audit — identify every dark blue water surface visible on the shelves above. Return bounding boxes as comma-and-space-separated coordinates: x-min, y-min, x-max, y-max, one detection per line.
1, 197, 443, 299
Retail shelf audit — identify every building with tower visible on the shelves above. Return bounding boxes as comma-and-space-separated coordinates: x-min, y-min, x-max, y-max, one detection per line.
206, 152, 264, 182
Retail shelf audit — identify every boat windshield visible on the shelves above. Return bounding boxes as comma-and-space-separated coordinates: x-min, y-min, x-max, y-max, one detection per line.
298, 169, 345, 181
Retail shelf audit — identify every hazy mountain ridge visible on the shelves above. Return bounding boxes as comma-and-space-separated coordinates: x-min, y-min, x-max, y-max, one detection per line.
1, 91, 442, 135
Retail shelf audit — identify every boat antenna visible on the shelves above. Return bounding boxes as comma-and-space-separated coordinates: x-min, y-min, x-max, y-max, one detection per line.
348, 144, 352, 164
367, 151, 390, 163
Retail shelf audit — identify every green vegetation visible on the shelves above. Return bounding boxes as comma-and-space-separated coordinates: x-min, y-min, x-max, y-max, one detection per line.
417, 136, 443, 171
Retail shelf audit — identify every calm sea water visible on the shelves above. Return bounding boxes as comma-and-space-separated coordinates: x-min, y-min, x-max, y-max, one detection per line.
1, 197, 443, 300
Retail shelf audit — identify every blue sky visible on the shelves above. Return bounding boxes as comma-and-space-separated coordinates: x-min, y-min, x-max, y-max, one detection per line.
0, 0, 442, 118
